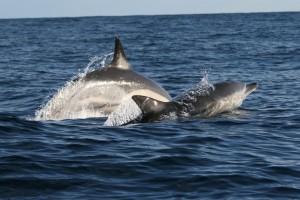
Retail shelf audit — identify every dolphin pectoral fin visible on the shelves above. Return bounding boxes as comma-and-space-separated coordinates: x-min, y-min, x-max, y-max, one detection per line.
245, 83, 258, 94
132, 95, 169, 114
110, 37, 131, 70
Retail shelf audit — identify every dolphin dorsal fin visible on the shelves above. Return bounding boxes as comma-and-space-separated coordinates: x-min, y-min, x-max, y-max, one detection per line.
132, 95, 168, 114
110, 37, 131, 70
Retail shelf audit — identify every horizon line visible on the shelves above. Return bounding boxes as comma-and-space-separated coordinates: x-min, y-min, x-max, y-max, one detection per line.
0, 10, 299, 20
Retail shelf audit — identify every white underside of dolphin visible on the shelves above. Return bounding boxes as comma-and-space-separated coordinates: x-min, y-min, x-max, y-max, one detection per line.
35, 37, 171, 120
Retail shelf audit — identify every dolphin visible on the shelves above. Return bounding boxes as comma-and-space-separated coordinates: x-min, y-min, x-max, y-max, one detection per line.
130, 81, 258, 123
76, 37, 172, 114
35, 37, 171, 120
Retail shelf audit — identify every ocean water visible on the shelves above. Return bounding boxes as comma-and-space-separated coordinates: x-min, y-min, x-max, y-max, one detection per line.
1, 12, 300, 199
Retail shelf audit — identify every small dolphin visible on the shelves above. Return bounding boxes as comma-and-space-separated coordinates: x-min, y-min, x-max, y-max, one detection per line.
130, 81, 258, 123
36, 37, 171, 120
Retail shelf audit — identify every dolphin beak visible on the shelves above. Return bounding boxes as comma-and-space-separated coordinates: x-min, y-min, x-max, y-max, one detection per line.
245, 83, 258, 94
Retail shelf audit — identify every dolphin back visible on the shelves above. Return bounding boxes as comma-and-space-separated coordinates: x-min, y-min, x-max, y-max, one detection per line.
213, 82, 258, 98
213, 82, 247, 98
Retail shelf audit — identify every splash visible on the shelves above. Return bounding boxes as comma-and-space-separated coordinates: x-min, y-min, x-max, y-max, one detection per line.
77, 53, 113, 79
34, 80, 127, 120
34, 53, 115, 121
171, 70, 214, 117
84, 53, 113, 74
104, 98, 142, 126
174, 70, 214, 103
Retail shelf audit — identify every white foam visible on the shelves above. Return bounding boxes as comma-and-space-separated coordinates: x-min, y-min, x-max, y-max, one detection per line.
34, 79, 137, 120
34, 53, 118, 121
174, 73, 214, 103
85, 53, 113, 73
104, 99, 142, 126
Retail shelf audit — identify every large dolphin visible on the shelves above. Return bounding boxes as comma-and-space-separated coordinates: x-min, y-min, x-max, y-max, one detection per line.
129, 81, 258, 123
35, 37, 171, 120
76, 37, 172, 114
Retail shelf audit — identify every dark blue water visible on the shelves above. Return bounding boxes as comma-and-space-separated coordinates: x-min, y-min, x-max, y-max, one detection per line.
1, 12, 300, 199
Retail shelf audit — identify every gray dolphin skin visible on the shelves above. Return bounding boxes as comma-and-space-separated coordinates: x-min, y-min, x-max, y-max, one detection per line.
131, 82, 258, 123
75, 37, 172, 115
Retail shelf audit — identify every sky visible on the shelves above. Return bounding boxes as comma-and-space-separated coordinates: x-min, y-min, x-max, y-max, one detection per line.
0, 0, 299, 19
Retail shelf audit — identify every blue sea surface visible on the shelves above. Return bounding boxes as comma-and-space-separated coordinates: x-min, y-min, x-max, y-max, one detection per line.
0, 12, 300, 199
